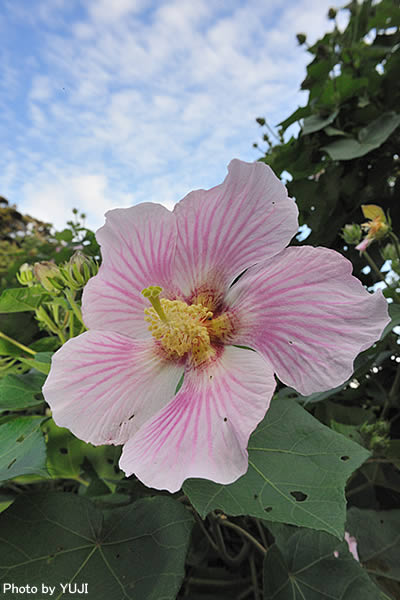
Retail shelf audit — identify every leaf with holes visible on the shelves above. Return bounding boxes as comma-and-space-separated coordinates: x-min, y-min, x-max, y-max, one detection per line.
0, 372, 46, 412
263, 524, 383, 600
184, 398, 369, 538
0, 416, 48, 482
0, 493, 194, 600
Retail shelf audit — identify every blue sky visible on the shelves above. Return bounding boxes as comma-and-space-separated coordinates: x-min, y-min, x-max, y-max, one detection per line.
0, 0, 347, 231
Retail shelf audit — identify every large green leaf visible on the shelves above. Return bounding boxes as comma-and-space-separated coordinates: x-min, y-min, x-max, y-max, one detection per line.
0, 493, 194, 600
184, 398, 369, 538
0, 372, 45, 412
0, 286, 49, 313
322, 112, 400, 160
0, 416, 47, 482
263, 524, 383, 599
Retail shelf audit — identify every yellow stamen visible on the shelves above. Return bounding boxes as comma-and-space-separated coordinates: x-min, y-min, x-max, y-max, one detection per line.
142, 286, 217, 365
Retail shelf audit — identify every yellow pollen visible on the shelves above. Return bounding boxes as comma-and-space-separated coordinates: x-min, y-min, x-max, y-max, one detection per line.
142, 286, 215, 365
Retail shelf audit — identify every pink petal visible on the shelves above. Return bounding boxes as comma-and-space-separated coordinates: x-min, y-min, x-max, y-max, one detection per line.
226, 246, 389, 396
173, 159, 298, 299
82, 203, 177, 338
355, 237, 371, 253
42, 331, 183, 446
119, 346, 276, 492
333, 533, 359, 561
344, 532, 360, 561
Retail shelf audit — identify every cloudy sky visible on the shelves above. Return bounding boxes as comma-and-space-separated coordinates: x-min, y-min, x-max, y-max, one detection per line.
0, 0, 346, 231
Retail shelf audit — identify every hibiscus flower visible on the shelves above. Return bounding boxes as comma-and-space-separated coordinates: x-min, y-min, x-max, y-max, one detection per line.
43, 160, 389, 492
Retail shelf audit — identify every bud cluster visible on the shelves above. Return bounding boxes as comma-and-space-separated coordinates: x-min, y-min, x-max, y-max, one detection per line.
360, 420, 390, 453
17, 251, 98, 294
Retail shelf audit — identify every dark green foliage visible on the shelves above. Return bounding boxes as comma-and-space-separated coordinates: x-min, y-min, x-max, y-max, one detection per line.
0, 494, 193, 600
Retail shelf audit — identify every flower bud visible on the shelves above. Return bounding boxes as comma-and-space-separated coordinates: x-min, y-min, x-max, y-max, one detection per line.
328, 8, 337, 19
16, 263, 35, 287
381, 243, 397, 262
354, 205, 390, 253
59, 251, 98, 290
360, 420, 390, 453
341, 223, 362, 245
34, 262, 63, 293
296, 33, 307, 45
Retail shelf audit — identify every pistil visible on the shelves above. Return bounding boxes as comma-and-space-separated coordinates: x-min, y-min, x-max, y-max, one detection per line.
142, 286, 168, 322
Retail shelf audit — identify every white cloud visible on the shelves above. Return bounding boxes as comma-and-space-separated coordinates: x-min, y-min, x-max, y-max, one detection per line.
1, 0, 346, 231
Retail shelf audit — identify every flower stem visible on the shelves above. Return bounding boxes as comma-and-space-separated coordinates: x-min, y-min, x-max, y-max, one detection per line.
36, 306, 66, 344
0, 331, 36, 356
215, 515, 267, 557
363, 251, 387, 284
64, 288, 85, 328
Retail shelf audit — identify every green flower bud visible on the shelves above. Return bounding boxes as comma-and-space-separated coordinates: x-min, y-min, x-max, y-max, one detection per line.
16, 263, 35, 287
296, 33, 307, 45
341, 223, 362, 245
360, 420, 390, 453
381, 243, 397, 262
370, 434, 389, 452
34, 262, 63, 293
59, 251, 98, 291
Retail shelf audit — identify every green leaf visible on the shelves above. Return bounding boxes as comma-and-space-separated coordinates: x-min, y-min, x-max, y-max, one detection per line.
30, 336, 60, 352
330, 421, 364, 446
278, 106, 311, 132
184, 398, 369, 538
44, 419, 122, 487
322, 112, 400, 160
19, 351, 53, 375
0, 493, 194, 600
0, 286, 49, 313
324, 125, 351, 136
0, 371, 46, 412
55, 228, 73, 243
302, 110, 338, 135
319, 75, 369, 107
0, 416, 47, 482
381, 303, 400, 339
0, 337, 21, 357
263, 524, 383, 600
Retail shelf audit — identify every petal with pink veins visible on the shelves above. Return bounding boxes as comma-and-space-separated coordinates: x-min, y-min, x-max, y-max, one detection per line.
173, 159, 298, 300
82, 203, 177, 338
119, 346, 276, 492
42, 330, 183, 446
226, 246, 389, 396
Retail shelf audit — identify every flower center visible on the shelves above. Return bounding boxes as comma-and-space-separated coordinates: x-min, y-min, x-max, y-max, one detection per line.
142, 286, 215, 365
